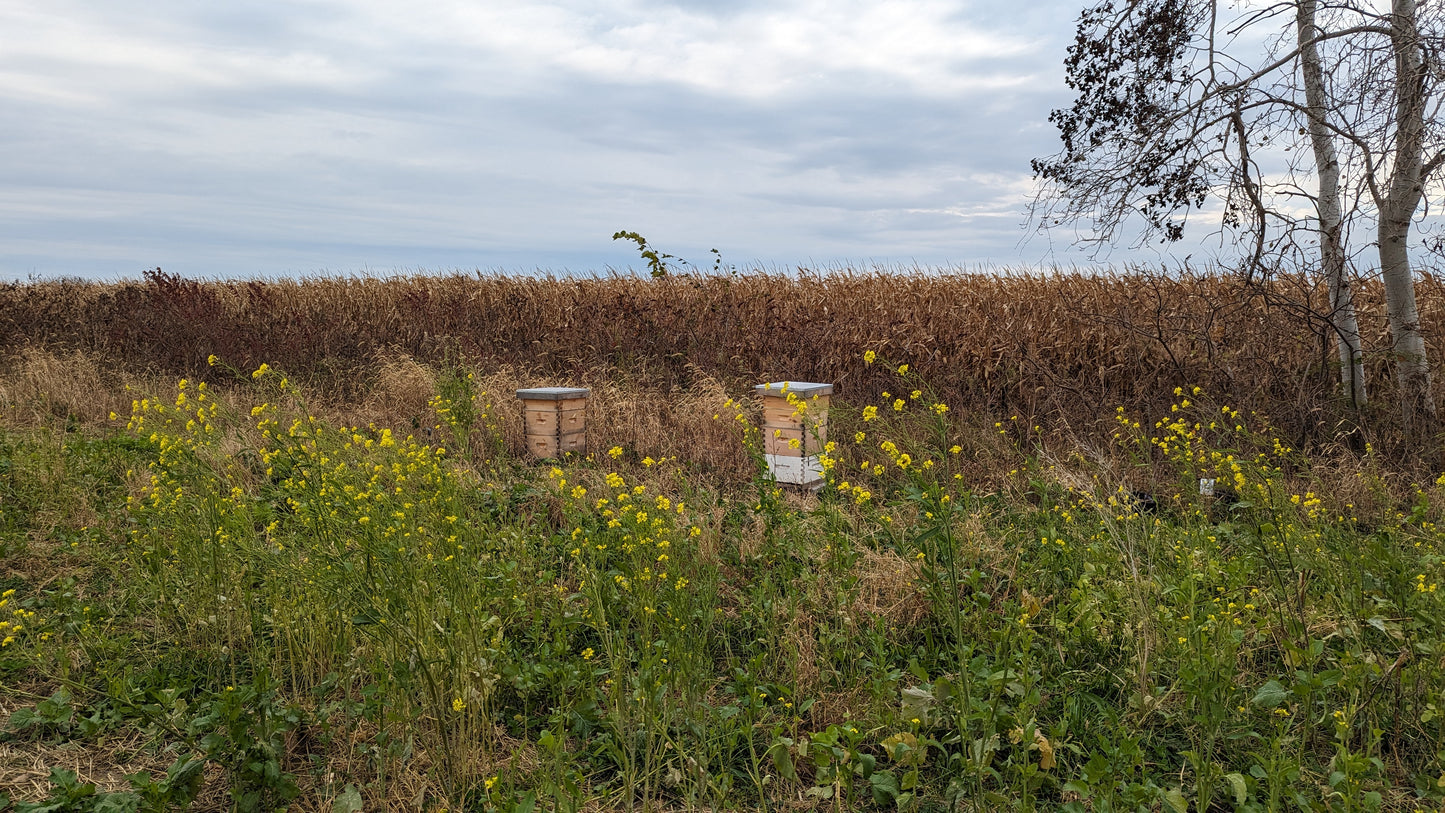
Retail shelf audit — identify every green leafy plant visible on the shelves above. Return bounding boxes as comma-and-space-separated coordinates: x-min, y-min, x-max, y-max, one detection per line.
188, 674, 301, 813
6, 689, 75, 740
611, 231, 729, 278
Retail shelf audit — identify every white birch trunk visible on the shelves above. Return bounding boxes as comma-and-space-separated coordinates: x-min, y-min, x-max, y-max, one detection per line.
1298, 0, 1367, 407
1379, 0, 1436, 419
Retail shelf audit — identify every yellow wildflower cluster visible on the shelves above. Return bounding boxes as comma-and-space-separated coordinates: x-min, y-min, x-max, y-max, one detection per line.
713, 397, 761, 447
124, 378, 223, 455
0, 589, 38, 648
550, 459, 706, 693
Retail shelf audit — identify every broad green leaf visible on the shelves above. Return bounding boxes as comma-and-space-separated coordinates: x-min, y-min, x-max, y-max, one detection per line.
1224, 772, 1247, 806
90, 793, 140, 813
331, 784, 364, 813
1252, 679, 1289, 708
870, 770, 900, 805
769, 740, 798, 782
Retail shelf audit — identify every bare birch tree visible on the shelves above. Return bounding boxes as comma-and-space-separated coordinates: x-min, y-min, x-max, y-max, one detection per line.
1299, 0, 1366, 407
1373, 0, 1443, 418
1032, 0, 1445, 418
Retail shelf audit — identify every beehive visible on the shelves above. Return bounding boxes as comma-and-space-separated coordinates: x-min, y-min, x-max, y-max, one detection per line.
515, 387, 590, 459
754, 381, 832, 487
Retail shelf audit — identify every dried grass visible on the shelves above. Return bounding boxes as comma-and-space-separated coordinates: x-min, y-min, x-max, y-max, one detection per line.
582, 371, 754, 478
0, 734, 212, 806
0, 348, 126, 425
5, 268, 1439, 461
851, 547, 930, 628
355, 352, 438, 430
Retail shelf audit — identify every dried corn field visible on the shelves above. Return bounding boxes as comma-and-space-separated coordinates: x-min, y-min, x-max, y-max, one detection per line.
3, 267, 1440, 451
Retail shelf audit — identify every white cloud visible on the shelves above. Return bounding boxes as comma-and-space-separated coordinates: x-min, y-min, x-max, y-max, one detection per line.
0, 0, 1083, 279
0, 8, 368, 106
340, 0, 1041, 98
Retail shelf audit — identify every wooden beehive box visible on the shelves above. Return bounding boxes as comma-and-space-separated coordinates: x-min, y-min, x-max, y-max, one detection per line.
515, 387, 590, 459
754, 381, 832, 486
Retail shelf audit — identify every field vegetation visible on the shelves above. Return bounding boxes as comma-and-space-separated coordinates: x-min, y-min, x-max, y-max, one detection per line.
5, 266, 1445, 448
1, 268, 1444, 811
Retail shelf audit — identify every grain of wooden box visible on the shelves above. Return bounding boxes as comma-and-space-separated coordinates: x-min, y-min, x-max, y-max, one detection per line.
515, 387, 590, 459
754, 381, 833, 486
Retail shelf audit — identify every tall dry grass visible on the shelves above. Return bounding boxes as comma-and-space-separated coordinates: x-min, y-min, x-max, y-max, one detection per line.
2, 267, 1441, 458
0, 347, 129, 425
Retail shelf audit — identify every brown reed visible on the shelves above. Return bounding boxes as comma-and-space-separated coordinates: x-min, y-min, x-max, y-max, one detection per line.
1, 266, 1440, 459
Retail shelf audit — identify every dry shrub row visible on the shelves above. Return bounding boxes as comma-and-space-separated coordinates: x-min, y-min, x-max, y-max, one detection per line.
2, 267, 1442, 454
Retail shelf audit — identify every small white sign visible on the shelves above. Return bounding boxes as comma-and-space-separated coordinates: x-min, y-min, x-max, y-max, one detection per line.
1199, 477, 1216, 497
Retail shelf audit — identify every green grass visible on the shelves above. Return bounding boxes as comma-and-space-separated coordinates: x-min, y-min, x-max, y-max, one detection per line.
2, 361, 1444, 812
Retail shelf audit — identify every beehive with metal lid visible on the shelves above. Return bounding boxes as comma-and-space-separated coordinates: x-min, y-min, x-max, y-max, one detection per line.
754, 381, 832, 486
516, 386, 590, 459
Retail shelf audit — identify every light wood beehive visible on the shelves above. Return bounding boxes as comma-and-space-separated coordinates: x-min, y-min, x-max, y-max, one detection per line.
754, 381, 832, 486
516, 387, 590, 459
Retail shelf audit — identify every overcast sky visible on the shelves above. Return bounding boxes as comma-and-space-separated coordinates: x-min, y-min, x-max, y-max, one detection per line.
0, 0, 1212, 280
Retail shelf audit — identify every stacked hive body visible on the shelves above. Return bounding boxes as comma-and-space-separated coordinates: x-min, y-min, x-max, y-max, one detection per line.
515, 387, 590, 459
754, 381, 832, 487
